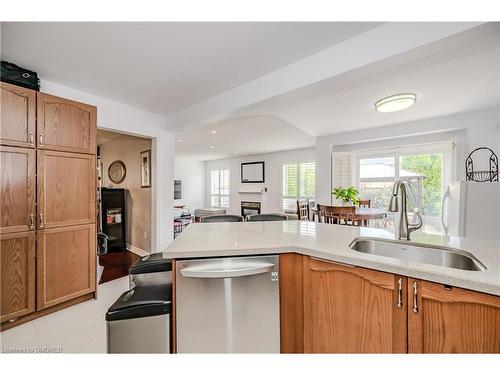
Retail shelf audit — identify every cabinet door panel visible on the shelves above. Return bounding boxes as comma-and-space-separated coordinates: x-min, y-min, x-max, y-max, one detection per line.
0, 146, 36, 234
37, 150, 96, 229
408, 279, 500, 353
37, 92, 96, 154
0, 82, 36, 148
0, 232, 36, 323
303, 257, 407, 353
37, 224, 96, 309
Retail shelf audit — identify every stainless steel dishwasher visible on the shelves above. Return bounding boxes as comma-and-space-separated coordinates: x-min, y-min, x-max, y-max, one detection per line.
175, 255, 280, 353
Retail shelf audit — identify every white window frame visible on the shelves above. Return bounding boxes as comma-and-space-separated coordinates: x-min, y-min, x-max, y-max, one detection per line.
210, 169, 230, 208
281, 161, 316, 211
353, 142, 452, 214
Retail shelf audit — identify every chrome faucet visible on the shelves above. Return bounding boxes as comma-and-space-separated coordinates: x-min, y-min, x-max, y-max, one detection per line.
388, 179, 423, 241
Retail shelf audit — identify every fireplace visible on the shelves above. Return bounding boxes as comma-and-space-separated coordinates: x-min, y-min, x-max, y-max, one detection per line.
241, 201, 261, 218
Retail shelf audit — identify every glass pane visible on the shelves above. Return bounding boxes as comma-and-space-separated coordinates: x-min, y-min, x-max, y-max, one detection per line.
282, 164, 298, 197
211, 170, 220, 195
360, 157, 396, 179
299, 162, 316, 198
359, 180, 394, 210
210, 195, 220, 208
400, 153, 444, 234
282, 198, 296, 211
220, 169, 230, 195
220, 196, 230, 208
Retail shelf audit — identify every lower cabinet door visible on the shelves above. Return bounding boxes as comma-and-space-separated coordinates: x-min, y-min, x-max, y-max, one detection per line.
37, 224, 96, 309
0, 231, 36, 323
408, 279, 500, 353
303, 257, 407, 353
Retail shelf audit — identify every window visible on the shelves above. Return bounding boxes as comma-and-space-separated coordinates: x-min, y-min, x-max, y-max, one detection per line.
356, 143, 450, 234
282, 162, 316, 210
210, 169, 230, 208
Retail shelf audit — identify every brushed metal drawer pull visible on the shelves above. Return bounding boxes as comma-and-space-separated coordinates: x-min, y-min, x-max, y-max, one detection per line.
29, 214, 35, 230
39, 133, 43, 146
412, 281, 418, 313
397, 278, 403, 308
39, 213, 44, 228
29, 131, 34, 145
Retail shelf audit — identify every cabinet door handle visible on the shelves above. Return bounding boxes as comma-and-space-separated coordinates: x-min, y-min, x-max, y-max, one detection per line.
412, 281, 418, 313
29, 131, 34, 145
397, 278, 403, 308
39, 213, 44, 228
39, 133, 43, 146
29, 214, 35, 229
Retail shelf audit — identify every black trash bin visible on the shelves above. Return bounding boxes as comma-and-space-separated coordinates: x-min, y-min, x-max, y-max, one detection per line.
106, 285, 172, 353
129, 252, 172, 289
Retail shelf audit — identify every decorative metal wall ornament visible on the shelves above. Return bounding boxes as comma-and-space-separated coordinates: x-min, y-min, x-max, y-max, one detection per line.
465, 147, 498, 182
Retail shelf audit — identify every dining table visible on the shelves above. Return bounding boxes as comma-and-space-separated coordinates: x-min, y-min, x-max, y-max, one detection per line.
311, 206, 387, 226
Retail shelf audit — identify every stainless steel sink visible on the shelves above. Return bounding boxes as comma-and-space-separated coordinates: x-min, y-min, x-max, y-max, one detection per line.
349, 237, 487, 271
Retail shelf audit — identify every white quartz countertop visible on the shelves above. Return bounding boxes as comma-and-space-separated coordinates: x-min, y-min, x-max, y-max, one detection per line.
163, 221, 500, 296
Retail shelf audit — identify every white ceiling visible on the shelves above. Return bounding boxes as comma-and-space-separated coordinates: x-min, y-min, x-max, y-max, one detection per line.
0, 22, 380, 115
174, 115, 315, 160
243, 23, 500, 137
174, 23, 499, 160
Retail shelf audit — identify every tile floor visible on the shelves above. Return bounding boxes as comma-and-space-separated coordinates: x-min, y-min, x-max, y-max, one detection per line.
0, 277, 129, 353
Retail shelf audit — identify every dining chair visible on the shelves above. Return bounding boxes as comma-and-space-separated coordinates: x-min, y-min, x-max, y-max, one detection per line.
358, 199, 371, 208
317, 204, 359, 226
200, 215, 244, 223
296, 199, 310, 221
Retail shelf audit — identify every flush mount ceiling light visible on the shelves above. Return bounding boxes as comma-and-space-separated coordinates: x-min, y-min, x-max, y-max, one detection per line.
211, 130, 217, 134
375, 93, 417, 113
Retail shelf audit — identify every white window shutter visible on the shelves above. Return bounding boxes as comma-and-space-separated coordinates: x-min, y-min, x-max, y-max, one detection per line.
332, 152, 352, 188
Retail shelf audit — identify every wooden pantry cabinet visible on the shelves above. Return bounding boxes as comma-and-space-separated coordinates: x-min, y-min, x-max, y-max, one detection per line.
37, 92, 96, 154
0, 82, 36, 148
0, 85, 97, 330
37, 224, 96, 309
0, 231, 36, 323
37, 150, 96, 229
0, 146, 36, 234
279, 254, 500, 354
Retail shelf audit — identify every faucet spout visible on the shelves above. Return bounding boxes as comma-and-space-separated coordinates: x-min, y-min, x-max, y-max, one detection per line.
388, 179, 423, 241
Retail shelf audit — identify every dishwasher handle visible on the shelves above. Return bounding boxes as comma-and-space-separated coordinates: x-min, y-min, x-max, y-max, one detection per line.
179, 261, 275, 278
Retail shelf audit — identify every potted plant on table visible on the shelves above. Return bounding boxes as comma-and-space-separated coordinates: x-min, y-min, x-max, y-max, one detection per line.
332, 186, 359, 206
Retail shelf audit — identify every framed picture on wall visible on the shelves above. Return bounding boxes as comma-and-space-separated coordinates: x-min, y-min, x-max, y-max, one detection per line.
141, 150, 151, 188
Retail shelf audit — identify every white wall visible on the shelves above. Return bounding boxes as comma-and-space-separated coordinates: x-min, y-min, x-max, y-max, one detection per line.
315, 108, 500, 205
40, 80, 175, 251
205, 148, 316, 215
174, 157, 206, 210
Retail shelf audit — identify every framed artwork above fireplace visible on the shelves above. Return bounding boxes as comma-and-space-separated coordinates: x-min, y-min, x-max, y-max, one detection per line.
241, 161, 265, 183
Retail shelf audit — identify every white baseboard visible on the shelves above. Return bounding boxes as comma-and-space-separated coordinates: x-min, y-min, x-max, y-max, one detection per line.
126, 243, 149, 257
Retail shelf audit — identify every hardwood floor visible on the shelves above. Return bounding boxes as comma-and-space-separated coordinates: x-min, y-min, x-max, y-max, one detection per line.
98, 250, 141, 284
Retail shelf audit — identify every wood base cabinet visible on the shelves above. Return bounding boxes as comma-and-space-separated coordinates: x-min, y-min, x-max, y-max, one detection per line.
302, 256, 407, 353
0, 232, 36, 323
408, 279, 500, 353
37, 224, 96, 309
280, 255, 500, 354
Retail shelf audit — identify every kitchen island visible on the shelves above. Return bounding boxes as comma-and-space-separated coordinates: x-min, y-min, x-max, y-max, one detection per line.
164, 221, 500, 353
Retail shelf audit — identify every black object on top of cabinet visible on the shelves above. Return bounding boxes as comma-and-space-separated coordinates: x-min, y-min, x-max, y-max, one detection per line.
1, 61, 40, 91
101, 188, 127, 252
